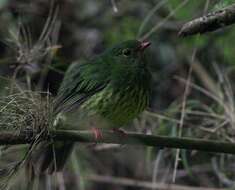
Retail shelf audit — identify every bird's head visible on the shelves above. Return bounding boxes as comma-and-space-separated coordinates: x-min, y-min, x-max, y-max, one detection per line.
102, 40, 151, 85
80, 40, 151, 88
107, 40, 151, 65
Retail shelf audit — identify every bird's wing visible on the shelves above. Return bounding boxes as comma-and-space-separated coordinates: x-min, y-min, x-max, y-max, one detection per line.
53, 61, 108, 114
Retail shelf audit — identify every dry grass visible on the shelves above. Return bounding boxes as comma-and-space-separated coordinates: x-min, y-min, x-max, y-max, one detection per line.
0, 90, 53, 134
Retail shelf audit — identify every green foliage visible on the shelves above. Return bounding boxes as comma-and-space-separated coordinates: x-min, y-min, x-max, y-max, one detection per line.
167, 0, 205, 20
104, 17, 140, 44
179, 35, 209, 52
216, 29, 235, 65
213, 0, 235, 11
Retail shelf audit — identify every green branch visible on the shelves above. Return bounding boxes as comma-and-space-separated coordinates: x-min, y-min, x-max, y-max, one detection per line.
1, 130, 235, 154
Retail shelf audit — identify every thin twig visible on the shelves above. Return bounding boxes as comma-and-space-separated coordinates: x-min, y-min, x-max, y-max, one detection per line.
173, 61, 192, 182
141, 0, 189, 40
110, 0, 118, 13
86, 174, 226, 190
137, 0, 168, 38
57, 172, 66, 190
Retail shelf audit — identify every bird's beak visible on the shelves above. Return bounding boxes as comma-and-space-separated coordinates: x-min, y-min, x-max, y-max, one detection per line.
138, 41, 151, 51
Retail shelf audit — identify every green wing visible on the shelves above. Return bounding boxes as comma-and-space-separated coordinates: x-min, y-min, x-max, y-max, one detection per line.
53, 60, 108, 114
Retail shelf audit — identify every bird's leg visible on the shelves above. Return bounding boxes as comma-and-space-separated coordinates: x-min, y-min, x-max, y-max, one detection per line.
112, 128, 127, 136
91, 127, 103, 140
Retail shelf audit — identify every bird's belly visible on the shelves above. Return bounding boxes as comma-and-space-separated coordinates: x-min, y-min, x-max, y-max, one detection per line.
81, 87, 149, 127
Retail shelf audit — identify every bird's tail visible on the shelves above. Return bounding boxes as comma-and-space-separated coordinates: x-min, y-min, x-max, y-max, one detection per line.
26, 141, 74, 179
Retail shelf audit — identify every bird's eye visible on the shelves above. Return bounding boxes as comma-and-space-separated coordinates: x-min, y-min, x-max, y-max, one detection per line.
122, 48, 131, 57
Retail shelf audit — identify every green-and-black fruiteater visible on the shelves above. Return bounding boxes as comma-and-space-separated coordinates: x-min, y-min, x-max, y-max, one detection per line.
28, 39, 152, 174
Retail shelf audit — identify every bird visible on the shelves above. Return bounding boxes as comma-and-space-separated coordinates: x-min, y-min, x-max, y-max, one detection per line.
27, 39, 152, 176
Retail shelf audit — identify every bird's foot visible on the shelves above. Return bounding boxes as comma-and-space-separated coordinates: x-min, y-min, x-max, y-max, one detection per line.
91, 127, 103, 140
112, 128, 127, 136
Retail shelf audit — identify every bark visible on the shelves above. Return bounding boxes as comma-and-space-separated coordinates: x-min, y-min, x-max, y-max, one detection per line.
179, 4, 235, 37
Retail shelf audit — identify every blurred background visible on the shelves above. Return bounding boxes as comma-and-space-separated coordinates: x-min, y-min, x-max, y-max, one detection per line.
0, 0, 235, 189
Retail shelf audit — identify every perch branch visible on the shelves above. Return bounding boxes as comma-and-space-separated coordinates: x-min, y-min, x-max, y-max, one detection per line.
179, 4, 235, 37
1, 130, 235, 155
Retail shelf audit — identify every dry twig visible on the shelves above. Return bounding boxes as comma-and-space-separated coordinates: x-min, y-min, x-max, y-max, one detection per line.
179, 4, 235, 37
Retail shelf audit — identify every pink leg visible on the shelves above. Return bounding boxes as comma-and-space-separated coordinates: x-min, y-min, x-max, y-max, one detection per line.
112, 128, 127, 136
91, 127, 103, 140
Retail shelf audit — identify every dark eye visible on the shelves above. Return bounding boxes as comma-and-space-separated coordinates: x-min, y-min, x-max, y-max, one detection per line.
122, 48, 131, 57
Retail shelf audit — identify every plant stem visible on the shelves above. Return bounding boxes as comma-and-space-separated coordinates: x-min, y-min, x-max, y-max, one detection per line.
1, 130, 235, 155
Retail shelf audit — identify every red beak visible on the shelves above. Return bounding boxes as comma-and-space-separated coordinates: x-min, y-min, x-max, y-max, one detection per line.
138, 41, 151, 51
